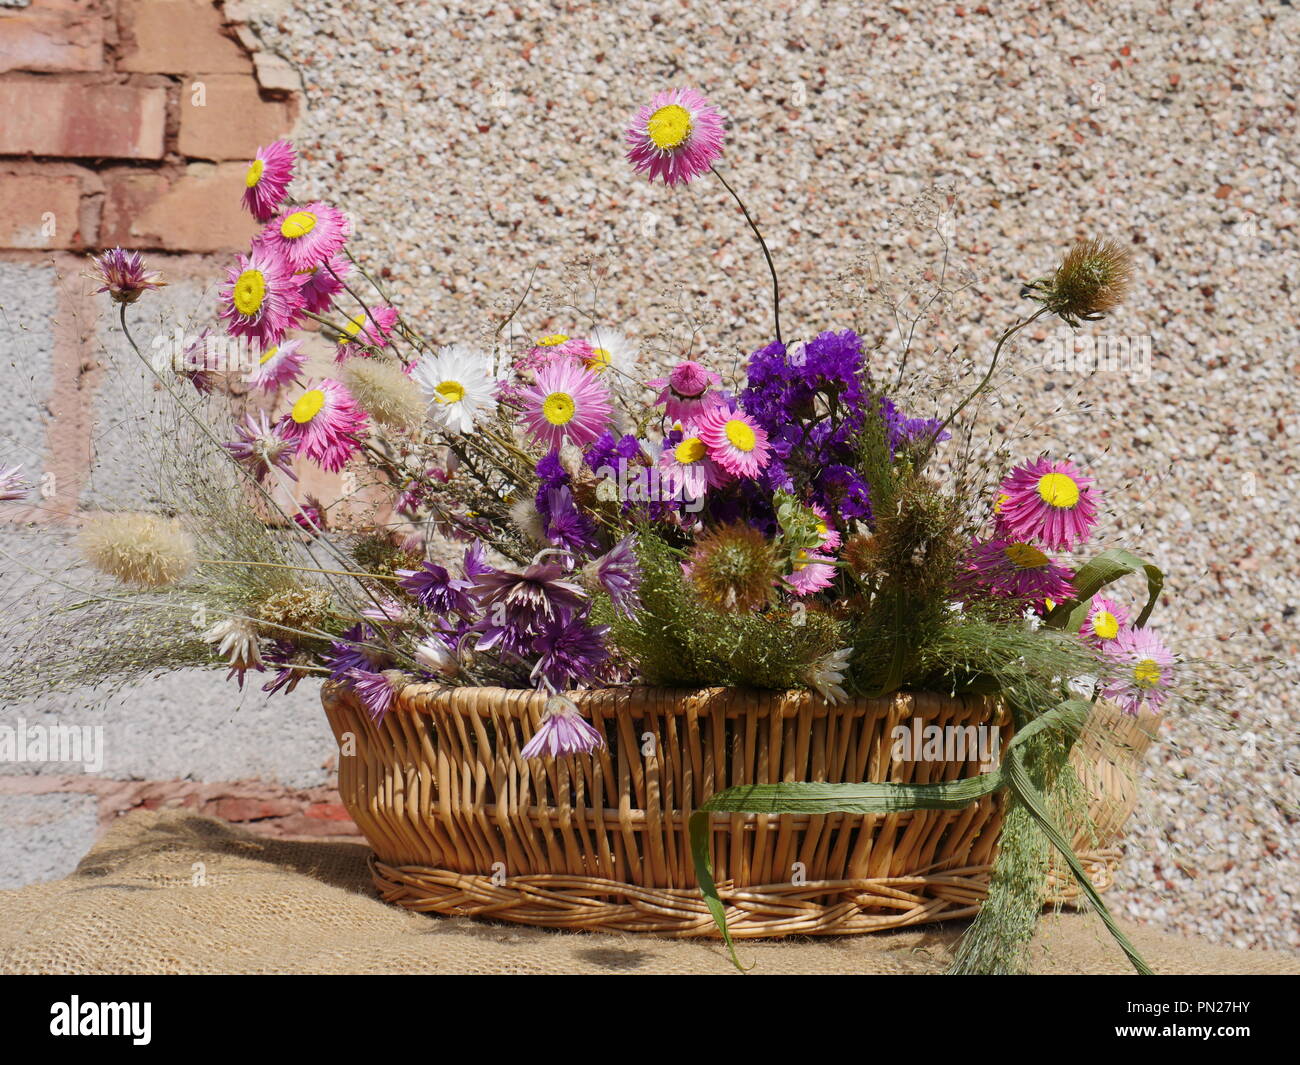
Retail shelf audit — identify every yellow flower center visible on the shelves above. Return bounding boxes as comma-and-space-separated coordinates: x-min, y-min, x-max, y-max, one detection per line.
232, 269, 266, 316
1004, 542, 1049, 569
542, 391, 576, 426
1092, 610, 1120, 640
994, 492, 1010, 514
291, 389, 326, 423
647, 104, 693, 150
723, 418, 756, 452
258, 346, 279, 365
1133, 658, 1161, 689
435, 380, 466, 405
280, 211, 318, 239
338, 314, 366, 343
245, 158, 265, 188
586, 347, 612, 371
1037, 472, 1080, 508
674, 437, 707, 464
537, 334, 569, 347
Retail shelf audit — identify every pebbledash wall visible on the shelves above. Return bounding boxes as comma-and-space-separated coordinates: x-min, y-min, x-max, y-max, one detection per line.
0, 0, 359, 890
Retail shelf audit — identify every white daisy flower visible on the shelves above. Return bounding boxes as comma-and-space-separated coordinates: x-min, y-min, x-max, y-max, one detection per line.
585, 327, 639, 374
411, 344, 498, 434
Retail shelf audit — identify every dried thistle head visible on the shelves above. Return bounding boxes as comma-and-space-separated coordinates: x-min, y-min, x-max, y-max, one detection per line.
79, 512, 195, 587
685, 523, 779, 612
1025, 238, 1132, 326
842, 532, 884, 583
340, 357, 425, 431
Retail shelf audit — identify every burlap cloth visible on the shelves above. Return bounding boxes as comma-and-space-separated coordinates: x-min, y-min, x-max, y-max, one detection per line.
1, 809, 1294, 975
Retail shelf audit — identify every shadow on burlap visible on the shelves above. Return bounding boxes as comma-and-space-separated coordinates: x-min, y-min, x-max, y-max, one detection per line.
1, 810, 1295, 975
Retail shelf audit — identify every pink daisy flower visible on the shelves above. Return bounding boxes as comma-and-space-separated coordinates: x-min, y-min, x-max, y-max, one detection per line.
646, 360, 725, 424
242, 140, 296, 223
261, 201, 351, 271
696, 405, 771, 479
657, 429, 726, 501
219, 246, 305, 349
1079, 596, 1130, 647
1101, 627, 1175, 715
244, 339, 308, 392
297, 253, 350, 314
519, 359, 612, 450
278, 379, 368, 472
334, 305, 399, 355
960, 538, 1076, 602
784, 551, 837, 596
996, 456, 1099, 550
88, 247, 166, 304
810, 504, 842, 553
625, 88, 726, 186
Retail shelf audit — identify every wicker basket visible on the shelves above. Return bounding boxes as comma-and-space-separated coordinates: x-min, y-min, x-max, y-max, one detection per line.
322, 684, 1154, 938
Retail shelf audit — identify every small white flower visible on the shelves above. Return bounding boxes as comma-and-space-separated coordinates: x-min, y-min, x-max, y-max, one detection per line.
413, 635, 460, 677
584, 327, 639, 373
411, 343, 498, 434
202, 617, 263, 672
804, 646, 853, 705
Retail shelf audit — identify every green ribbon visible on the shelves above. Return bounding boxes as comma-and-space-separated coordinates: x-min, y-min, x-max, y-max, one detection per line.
688, 698, 1153, 974
1044, 548, 1165, 632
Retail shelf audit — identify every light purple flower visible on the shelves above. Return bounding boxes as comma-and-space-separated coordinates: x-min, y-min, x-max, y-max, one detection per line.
520, 695, 606, 758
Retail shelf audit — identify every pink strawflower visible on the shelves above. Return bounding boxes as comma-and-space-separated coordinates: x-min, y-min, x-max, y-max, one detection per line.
696, 405, 771, 479
996, 456, 1099, 550
784, 551, 836, 596
960, 538, 1076, 602
242, 140, 296, 223
222, 409, 298, 483
261, 201, 351, 271
657, 429, 726, 500
297, 253, 350, 314
244, 339, 308, 392
278, 379, 368, 472
625, 88, 726, 186
219, 245, 305, 349
811, 504, 841, 553
647, 360, 725, 423
1079, 596, 1130, 647
335, 305, 399, 355
1101, 626, 1175, 715
519, 358, 612, 450
520, 695, 606, 759
88, 247, 166, 304
293, 495, 327, 537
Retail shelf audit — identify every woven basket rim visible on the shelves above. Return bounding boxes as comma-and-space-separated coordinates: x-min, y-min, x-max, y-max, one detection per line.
344, 682, 1010, 722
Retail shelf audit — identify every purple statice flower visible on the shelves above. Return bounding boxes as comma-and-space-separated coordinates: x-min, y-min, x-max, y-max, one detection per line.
520, 695, 606, 759
222, 409, 299, 483
326, 623, 388, 680
879, 395, 949, 455
347, 668, 405, 725
543, 485, 599, 556
529, 612, 611, 691
816, 464, 873, 522
396, 561, 477, 616
583, 430, 642, 474
586, 535, 641, 617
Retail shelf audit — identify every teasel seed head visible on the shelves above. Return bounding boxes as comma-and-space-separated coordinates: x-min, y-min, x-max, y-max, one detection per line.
685, 523, 779, 613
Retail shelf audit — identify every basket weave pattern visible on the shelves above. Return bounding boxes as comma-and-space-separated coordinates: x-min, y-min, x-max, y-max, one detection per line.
322, 685, 1149, 937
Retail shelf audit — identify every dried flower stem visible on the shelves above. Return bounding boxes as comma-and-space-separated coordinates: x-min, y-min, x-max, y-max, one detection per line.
710, 165, 783, 345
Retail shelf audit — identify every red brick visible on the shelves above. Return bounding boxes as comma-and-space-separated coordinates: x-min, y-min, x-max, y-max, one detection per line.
0, 0, 105, 74
178, 73, 294, 161
210, 796, 300, 821
118, 0, 250, 75
0, 170, 86, 247
0, 76, 165, 158
303, 802, 353, 822
100, 162, 260, 251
